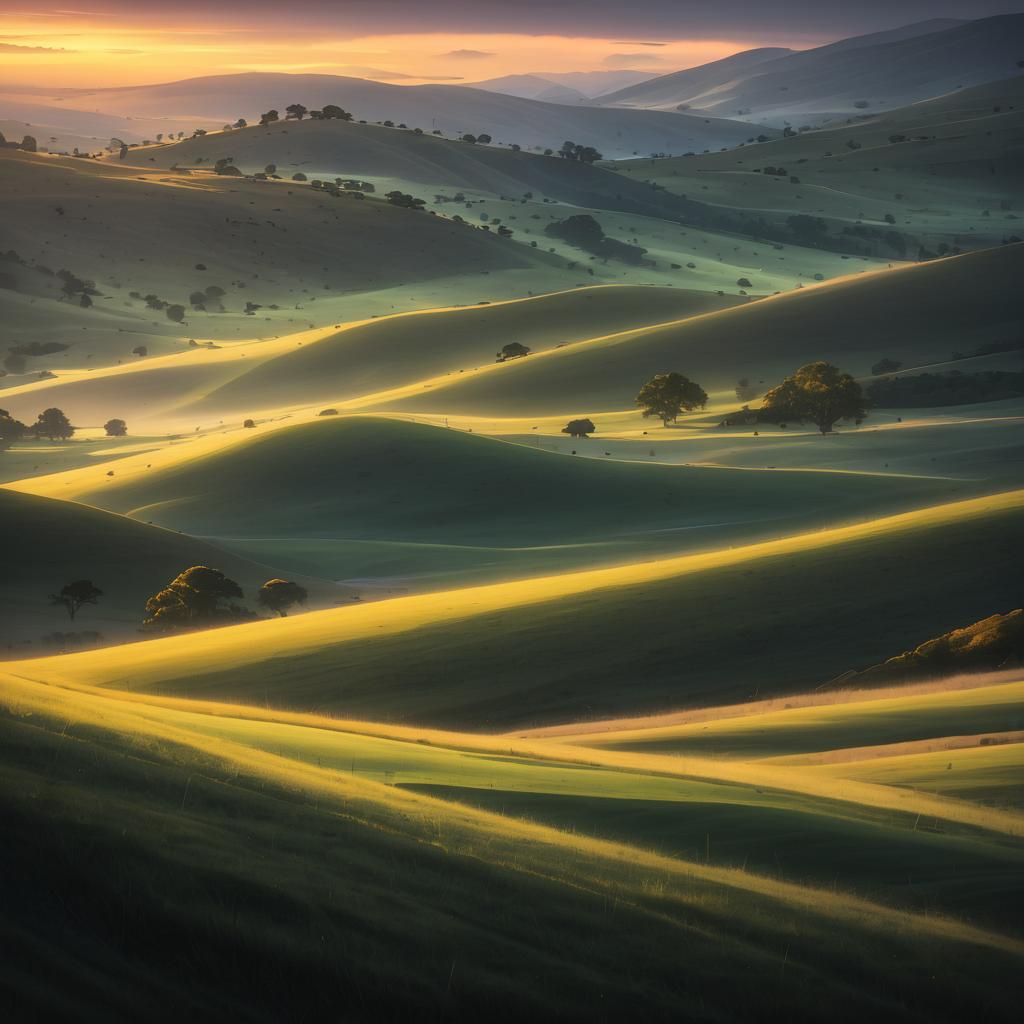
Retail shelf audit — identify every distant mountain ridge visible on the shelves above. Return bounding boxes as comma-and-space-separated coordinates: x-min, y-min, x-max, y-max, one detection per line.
597, 15, 1021, 122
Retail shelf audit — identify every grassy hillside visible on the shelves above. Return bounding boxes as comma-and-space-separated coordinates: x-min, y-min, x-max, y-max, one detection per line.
614, 75, 1024, 255
184, 286, 741, 415
3, 666, 1020, 1021
10, 488, 1023, 728
37, 417, 968, 585
0, 148, 568, 366
384, 244, 1024, 415
0, 488, 347, 653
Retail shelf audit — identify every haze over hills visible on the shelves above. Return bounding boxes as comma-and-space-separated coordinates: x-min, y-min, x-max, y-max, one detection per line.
27, 72, 762, 158
598, 15, 1024, 122
468, 69, 660, 101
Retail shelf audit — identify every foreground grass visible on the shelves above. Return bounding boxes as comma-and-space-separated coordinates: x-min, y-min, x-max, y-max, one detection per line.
1, 666, 1021, 1022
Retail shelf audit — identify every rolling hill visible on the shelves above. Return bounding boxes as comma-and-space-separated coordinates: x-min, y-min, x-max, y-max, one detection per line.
613, 75, 1024, 255
29, 416, 967, 587
3, 663, 1020, 1022
383, 244, 1024, 416
598, 15, 1024, 123
0, 488, 347, 652
10, 487, 1023, 728
31, 72, 763, 159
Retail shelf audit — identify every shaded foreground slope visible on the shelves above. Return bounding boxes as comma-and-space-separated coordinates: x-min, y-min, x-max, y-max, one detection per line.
1, 667, 1021, 1023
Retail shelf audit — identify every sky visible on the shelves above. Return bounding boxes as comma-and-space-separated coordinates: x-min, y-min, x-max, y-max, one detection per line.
0, 1, 1016, 88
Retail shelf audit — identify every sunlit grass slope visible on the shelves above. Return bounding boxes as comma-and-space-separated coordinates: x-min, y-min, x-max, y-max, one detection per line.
10, 488, 1024, 728
383, 244, 1024, 415
44, 417, 969, 582
187, 285, 741, 415
1, 667, 1021, 1022
0, 488, 346, 652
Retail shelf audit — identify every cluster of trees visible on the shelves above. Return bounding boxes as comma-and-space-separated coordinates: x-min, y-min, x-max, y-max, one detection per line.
0, 407, 129, 448
385, 191, 426, 210
558, 140, 602, 163
46, 569, 309, 631
496, 342, 530, 362
0, 406, 74, 445
545, 214, 648, 265
258, 104, 353, 125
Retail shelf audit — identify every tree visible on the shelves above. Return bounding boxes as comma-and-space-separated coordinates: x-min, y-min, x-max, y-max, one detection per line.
33, 407, 74, 440
21, 135, 37, 153
0, 409, 27, 450
461, 134, 477, 144
385, 190, 425, 210
259, 110, 279, 126
166, 304, 186, 323
234, 118, 247, 129
285, 104, 308, 121
51, 580, 102, 621
477, 133, 492, 144
257, 579, 308, 617
496, 342, 530, 362
760, 361, 869, 434
321, 105, 352, 121
143, 566, 248, 630
104, 418, 127, 437
243, 418, 256, 428
132, 345, 148, 357
562, 418, 595, 438
636, 373, 707, 425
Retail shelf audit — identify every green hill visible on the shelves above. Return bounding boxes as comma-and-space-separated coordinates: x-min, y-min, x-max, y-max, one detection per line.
56, 417, 963, 584
0, 488, 344, 652
186, 286, 742, 415
3, 666, 1019, 1022
384, 244, 1024, 416
14, 488, 1023, 729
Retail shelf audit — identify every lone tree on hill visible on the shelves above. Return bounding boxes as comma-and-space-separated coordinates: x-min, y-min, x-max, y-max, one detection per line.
33, 407, 74, 441
636, 373, 707, 425
496, 342, 530, 362
760, 361, 869, 434
320, 105, 352, 121
258, 579, 309, 617
104, 418, 127, 437
562, 418, 596, 438
51, 580, 102, 621
285, 104, 308, 121
144, 566, 250, 631
259, 110, 279, 126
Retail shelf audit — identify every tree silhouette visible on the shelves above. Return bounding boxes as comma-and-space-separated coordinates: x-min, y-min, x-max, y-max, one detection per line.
144, 566, 249, 630
259, 110, 279, 126
562, 418, 596, 438
636, 373, 707, 425
33, 407, 74, 440
285, 104, 308, 121
496, 342, 530, 362
257, 579, 308, 617
0, 409, 27, 450
760, 362, 869, 434
104, 418, 127, 437
51, 580, 102, 621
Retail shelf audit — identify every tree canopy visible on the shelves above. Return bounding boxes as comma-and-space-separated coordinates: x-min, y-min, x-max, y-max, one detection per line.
51, 580, 102, 621
496, 342, 530, 362
636, 373, 707, 425
257, 579, 309, 618
760, 362, 869, 434
144, 566, 251, 631
104, 418, 127, 437
33, 407, 74, 441
562, 418, 596, 438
